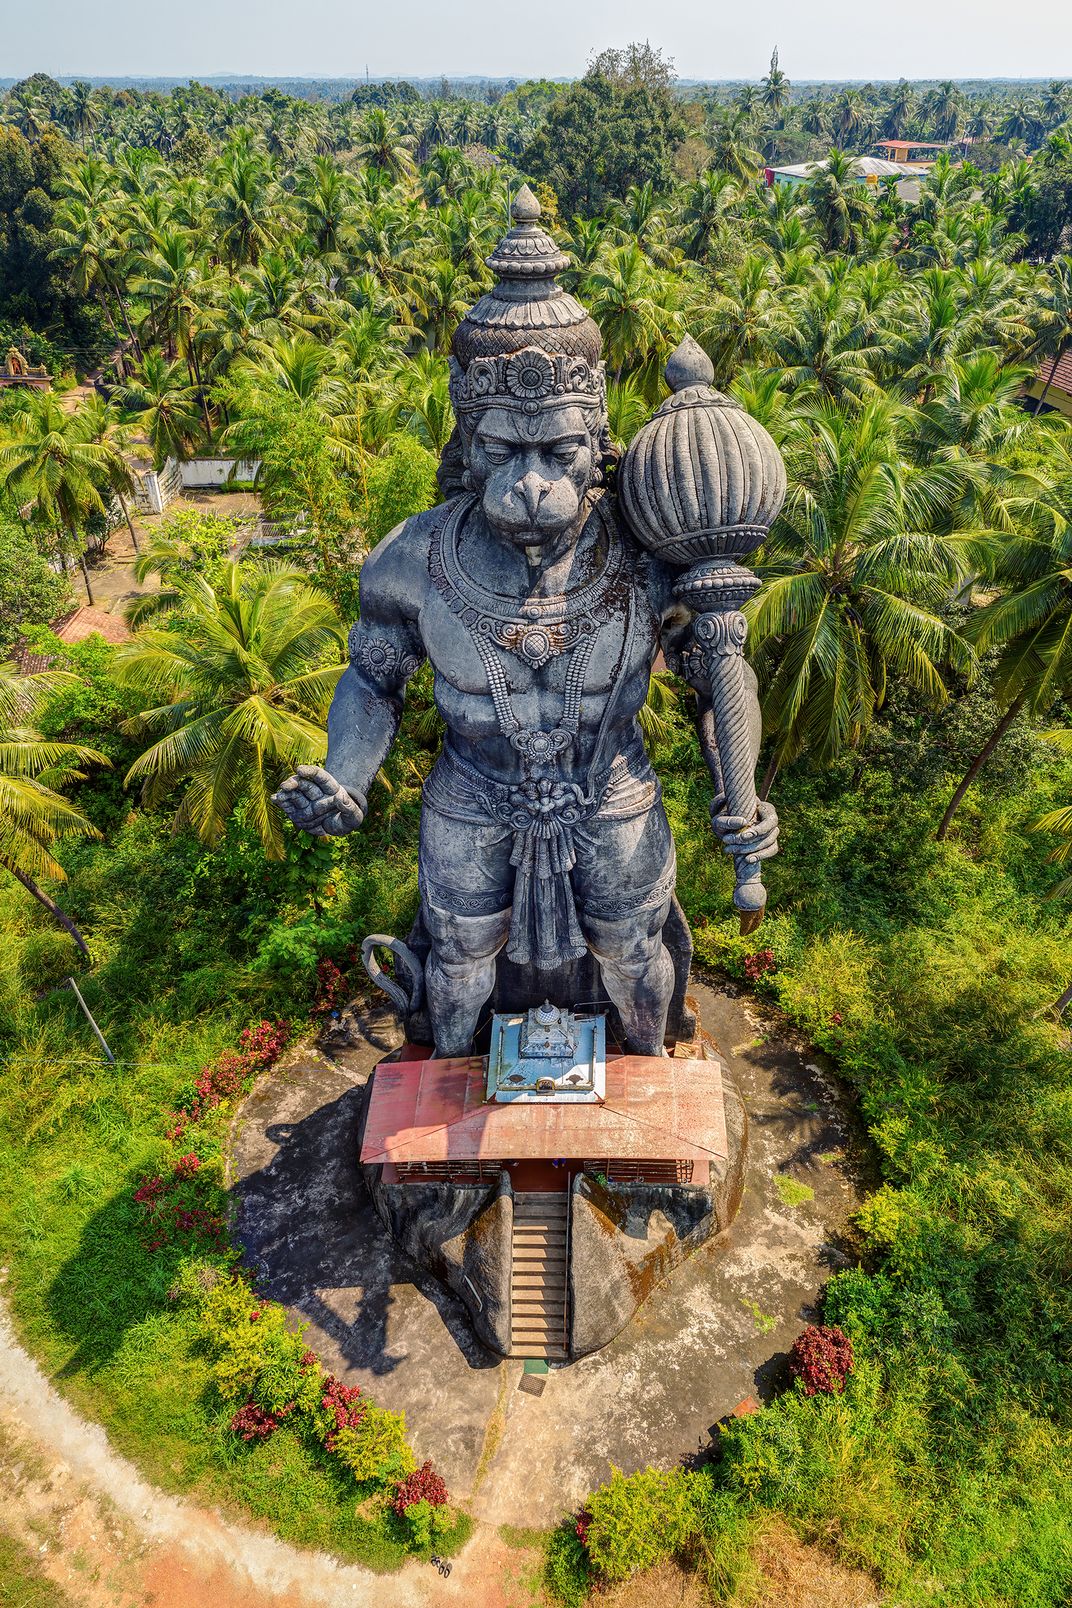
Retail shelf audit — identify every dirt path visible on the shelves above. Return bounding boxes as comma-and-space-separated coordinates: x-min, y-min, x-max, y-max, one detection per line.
0, 1304, 539, 1608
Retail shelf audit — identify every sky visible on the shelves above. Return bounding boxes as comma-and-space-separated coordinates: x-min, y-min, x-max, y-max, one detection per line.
4, 0, 1069, 83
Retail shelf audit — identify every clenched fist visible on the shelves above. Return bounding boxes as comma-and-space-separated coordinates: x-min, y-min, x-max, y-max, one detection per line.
272, 765, 367, 837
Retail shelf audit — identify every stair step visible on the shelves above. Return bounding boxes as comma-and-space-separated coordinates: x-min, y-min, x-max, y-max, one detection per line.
511, 1322, 564, 1338
514, 1200, 568, 1216
513, 1305, 566, 1318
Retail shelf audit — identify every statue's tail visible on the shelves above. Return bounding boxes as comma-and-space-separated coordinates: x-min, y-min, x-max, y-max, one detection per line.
361, 935, 426, 1021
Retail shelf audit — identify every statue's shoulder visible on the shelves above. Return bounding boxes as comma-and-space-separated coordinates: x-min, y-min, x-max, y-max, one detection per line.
360, 497, 458, 611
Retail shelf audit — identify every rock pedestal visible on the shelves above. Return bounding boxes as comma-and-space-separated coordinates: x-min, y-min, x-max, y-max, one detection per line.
362, 1016, 747, 1361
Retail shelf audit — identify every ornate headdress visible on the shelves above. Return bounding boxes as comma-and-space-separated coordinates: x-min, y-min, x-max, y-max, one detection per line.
447, 187, 608, 442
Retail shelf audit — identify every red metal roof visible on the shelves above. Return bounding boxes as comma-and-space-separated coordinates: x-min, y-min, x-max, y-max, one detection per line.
360, 1053, 728, 1165
1035, 349, 1072, 398
15, 606, 131, 674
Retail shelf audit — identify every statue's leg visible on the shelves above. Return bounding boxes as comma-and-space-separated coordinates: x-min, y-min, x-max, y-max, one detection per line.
419, 800, 513, 1056
580, 897, 675, 1055
423, 898, 511, 1056
574, 787, 676, 1056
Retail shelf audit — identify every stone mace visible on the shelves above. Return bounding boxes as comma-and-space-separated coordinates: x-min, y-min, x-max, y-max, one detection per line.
619, 337, 787, 934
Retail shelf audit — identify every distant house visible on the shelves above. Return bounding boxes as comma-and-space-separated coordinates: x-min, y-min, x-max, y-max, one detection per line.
765, 155, 922, 202
16, 606, 131, 675
872, 139, 958, 169
1023, 348, 1072, 420
0, 346, 51, 392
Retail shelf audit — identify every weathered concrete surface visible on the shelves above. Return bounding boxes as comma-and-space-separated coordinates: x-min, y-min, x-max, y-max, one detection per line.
569, 1073, 748, 1356
231, 979, 863, 1526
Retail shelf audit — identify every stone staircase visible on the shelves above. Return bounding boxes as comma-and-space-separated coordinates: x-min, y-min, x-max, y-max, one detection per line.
509, 1192, 569, 1360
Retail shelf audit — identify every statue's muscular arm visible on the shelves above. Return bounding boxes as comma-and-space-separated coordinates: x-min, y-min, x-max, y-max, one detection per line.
272, 516, 430, 838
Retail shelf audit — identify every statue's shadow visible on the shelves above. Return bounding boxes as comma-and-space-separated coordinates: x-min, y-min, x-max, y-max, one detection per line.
231, 1081, 496, 1376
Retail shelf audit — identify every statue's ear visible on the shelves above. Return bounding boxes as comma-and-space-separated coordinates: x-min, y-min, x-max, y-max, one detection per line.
435, 423, 469, 499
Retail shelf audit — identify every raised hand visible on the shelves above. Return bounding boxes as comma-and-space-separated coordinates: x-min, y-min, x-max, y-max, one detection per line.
271, 765, 367, 837
710, 799, 779, 865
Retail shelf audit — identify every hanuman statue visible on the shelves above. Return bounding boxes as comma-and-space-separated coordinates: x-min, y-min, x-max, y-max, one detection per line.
273, 188, 781, 1058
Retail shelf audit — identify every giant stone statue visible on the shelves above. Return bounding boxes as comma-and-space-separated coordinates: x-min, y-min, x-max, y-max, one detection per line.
274, 188, 783, 1061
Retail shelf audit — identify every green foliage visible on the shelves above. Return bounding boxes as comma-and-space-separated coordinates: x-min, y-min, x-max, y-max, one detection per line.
542, 1521, 592, 1607
0, 520, 71, 654
585, 1464, 700, 1582
333, 1404, 416, 1484
397, 1496, 453, 1551
525, 73, 686, 218
0, 125, 102, 354
357, 435, 438, 548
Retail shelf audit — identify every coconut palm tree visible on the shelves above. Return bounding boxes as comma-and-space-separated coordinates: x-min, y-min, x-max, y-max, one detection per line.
355, 109, 417, 181
747, 397, 977, 782
762, 49, 791, 123
0, 663, 107, 955
115, 562, 346, 857
583, 244, 682, 385
212, 149, 279, 270
0, 394, 133, 603
708, 112, 764, 183
116, 353, 204, 466
936, 432, 1072, 838
804, 150, 874, 252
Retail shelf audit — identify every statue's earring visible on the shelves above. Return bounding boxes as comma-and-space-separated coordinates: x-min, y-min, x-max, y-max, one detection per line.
461, 469, 474, 491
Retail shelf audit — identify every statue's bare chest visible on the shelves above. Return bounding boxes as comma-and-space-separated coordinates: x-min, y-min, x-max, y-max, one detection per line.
418, 499, 659, 738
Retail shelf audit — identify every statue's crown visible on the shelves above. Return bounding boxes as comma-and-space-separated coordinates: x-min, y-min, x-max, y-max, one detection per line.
450, 186, 605, 415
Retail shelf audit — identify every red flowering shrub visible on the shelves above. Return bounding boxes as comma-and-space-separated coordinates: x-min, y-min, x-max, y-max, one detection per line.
165, 1020, 292, 1140
229, 1402, 279, 1441
173, 1153, 201, 1180
239, 1019, 292, 1070
133, 1175, 164, 1212
393, 1460, 448, 1514
315, 959, 348, 1012
788, 1323, 854, 1396
575, 1508, 592, 1546
743, 948, 776, 982
321, 1376, 366, 1450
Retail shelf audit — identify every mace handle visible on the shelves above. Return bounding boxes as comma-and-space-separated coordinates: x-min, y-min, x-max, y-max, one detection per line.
693, 608, 767, 932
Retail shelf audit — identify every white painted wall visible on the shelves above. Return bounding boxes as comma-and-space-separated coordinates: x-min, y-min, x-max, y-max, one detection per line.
178, 458, 261, 489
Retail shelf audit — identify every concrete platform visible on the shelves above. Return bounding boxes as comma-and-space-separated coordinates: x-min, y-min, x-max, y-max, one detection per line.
229, 979, 864, 1527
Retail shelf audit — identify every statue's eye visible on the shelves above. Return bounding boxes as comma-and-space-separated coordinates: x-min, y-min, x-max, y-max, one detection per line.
482, 443, 512, 464
550, 445, 580, 464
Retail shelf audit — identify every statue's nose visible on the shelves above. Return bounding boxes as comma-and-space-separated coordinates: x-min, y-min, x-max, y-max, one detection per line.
516, 470, 550, 521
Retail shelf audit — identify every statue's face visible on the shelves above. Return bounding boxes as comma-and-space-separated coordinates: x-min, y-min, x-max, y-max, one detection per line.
467, 404, 599, 552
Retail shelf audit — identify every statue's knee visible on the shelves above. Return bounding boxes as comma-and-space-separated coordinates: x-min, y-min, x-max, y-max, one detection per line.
588, 925, 664, 982
423, 902, 510, 970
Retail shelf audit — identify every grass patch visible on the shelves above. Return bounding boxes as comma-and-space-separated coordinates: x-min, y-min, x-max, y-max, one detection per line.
0, 1533, 74, 1608
774, 1173, 815, 1208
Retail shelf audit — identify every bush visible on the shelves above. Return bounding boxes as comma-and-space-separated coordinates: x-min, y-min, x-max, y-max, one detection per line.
584, 1465, 700, 1582
392, 1459, 448, 1514
397, 1497, 452, 1551
543, 1520, 592, 1607
200, 1275, 310, 1403
787, 1324, 855, 1396
333, 1402, 415, 1484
